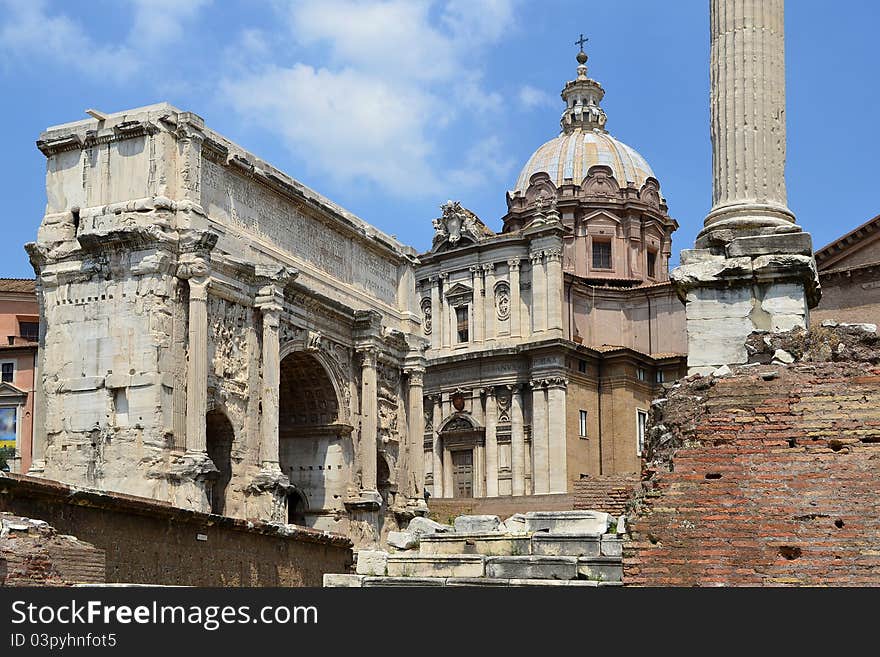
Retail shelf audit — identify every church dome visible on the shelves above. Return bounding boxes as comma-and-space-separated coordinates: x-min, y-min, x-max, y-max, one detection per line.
511, 46, 658, 196
513, 129, 655, 194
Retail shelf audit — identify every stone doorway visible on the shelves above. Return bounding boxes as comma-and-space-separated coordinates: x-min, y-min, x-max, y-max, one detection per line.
452, 449, 474, 498
205, 409, 234, 515
278, 351, 351, 529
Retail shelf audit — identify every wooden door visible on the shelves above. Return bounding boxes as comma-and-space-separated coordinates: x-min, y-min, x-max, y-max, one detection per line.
452, 450, 474, 498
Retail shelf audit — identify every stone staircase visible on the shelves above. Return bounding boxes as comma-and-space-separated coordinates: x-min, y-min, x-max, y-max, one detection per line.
323, 510, 624, 587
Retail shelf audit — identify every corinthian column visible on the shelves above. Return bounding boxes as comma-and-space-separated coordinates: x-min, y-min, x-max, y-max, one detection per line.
429, 276, 441, 352
545, 248, 563, 333
508, 259, 522, 338
255, 265, 294, 472
704, 0, 793, 232
530, 253, 546, 333
358, 346, 379, 494
178, 256, 211, 455
405, 365, 426, 497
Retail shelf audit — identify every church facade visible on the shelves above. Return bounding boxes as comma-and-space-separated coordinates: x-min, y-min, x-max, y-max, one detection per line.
416, 52, 686, 499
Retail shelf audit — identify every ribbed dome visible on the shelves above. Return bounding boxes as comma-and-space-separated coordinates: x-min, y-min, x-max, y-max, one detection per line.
513, 128, 655, 194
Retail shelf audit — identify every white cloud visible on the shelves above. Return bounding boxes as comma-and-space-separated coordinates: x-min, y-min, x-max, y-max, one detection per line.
0, 0, 138, 80
519, 84, 556, 110
127, 0, 212, 48
0, 0, 209, 82
221, 0, 519, 196
220, 64, 441, 193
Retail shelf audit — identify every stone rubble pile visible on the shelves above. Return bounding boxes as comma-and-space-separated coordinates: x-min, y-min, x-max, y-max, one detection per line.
324, 510, 625, 587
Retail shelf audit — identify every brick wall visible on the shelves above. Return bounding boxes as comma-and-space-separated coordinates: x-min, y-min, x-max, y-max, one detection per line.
0, 474, 352, 587
625, 325, 880, 586
572, 476, 639, 516
1, 512, 105, 586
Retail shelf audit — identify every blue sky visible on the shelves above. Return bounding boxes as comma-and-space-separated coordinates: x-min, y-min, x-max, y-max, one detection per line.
0, 0, 877, 278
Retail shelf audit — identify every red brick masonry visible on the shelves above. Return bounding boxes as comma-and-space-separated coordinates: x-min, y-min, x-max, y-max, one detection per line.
1, 512, 105, 586
625, 324, 880, 586
0, 473, 352, 586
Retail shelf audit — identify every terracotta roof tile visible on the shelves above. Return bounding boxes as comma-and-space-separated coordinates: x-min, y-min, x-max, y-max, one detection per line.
0, 278, 36, 294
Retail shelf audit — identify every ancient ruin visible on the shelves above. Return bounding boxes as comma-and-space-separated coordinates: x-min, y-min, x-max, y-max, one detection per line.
25, 104, 428, 545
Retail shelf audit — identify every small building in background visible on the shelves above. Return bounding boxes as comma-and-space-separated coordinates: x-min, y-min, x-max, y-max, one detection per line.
0, 278, 39, 474
812, 213, 880, 328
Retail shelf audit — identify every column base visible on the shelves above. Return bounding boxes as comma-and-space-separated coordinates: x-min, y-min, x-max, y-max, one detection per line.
671, 236, 821, 375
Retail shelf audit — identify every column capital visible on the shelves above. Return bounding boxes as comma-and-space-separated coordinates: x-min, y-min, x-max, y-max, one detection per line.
482, 262, 495, 273
545, 248, 563, 262
469, 265, 482, 275
405, 368, 425, 387
438, 271, 449, 281
507, 257, 522, 271
546, 376, 568, 390
356, 345, 379, 368
529, 251, 544, 265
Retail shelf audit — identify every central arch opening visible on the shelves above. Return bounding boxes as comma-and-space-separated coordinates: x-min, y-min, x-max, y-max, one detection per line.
278, 351, 351, 529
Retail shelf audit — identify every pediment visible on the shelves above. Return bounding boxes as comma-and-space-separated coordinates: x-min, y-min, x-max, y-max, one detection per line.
444, 282, 473, 299
581, 209, 622, 226
0, 382, 26, 401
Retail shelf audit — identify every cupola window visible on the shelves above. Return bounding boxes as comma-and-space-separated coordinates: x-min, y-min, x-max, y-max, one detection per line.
592, 240, 612, 270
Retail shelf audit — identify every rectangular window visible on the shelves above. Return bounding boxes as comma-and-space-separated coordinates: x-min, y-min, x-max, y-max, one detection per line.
19, 322, 38, 342
578, 359, 587, 374
1, 363, 13, 383
456, 306, 469, 343
655, 369, 664, 383
0, 407, 17, 452
636, 409, 648, 456
637, 367, 647, 382
647, 251, 657, 278
592, 240, 612, 269
579, 410, 588, 439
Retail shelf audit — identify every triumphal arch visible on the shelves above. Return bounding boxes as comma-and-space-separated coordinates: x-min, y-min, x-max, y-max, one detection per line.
26, 103, 427, 544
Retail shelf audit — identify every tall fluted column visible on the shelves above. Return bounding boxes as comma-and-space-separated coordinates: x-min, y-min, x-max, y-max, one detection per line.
672, 0, 819, 375
358, 347, 379, 493
547, 378, 568, 493
530, 253, 546, 333
429, 276, 441, 351
508, 259, 522, 338
530, 379, 549, 494
703, 0, 793, 232
483, 263, 496, 342
484, 386, 498, 497
545, 248, 563, 333
510, 384, 525, 496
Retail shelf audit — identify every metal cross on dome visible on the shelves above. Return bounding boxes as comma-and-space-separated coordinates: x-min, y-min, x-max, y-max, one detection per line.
575, 34, 588, 51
